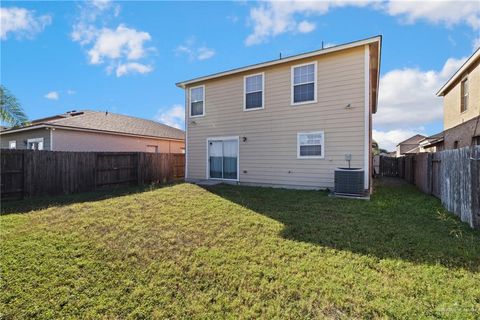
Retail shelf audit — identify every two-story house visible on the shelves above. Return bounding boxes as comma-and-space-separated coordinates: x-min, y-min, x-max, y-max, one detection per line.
395, 134, 426, 157
422, 48, 480, 151
176, 36, 381, 192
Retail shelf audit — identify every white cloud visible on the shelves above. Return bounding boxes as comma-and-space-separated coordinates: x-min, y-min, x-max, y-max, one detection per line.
245, 1, 371, 45
1, 7, 51, 40
372, 56, 468, 151
245, 0, 480, 45
155, 105, 185, 129
297, 20, 316, 33
91, 0, 115, 11
197, 47, 216, 60
115, 62, 153, 77
176, 37, 216, 61
67, 89, 76, 95
87, 25, 151, 64
373, 128, 425, 151
71, 2, 153, 77
44, 91, 59, 100
374, 56, 467, 127
386, 0, 480, 29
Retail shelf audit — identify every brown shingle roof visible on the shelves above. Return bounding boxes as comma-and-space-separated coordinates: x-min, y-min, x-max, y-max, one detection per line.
1, 110, 184, 140
48, 111, 184, 140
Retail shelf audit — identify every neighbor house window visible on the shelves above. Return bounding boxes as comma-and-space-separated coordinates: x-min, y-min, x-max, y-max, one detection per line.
244, 73, 264, 110
9, 141, 16, 149
472, 136, 480, 146
27, 138, 44, 150
190, 85, 204, 117
461, 77, 468, 112
146, 145, 158, 153
297, 131, 324, 158
292, 62, 317, 105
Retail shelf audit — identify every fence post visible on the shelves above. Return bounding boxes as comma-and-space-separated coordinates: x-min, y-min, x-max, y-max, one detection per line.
93, 153, 97, 191
21, 151, 25, 199
427, 153, 432, 195
137, 152, 142, 186
471, 146, 480, 228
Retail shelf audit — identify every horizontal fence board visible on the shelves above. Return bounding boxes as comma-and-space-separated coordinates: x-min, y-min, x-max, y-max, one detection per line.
1, 150, 185, 200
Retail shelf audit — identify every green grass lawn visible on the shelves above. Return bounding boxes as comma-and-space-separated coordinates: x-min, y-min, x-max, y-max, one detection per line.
1, 179, 479, 319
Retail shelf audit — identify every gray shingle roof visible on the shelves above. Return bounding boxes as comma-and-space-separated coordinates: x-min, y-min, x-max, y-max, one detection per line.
44, 110, 184, 140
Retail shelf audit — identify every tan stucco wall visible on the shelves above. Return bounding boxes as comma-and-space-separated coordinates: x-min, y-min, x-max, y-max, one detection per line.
185, 45, 370, 189
444, 59, 480, 130
52, 129, 184, 153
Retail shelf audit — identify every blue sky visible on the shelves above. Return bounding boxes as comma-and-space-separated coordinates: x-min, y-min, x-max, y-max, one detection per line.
1, 0, 479, 150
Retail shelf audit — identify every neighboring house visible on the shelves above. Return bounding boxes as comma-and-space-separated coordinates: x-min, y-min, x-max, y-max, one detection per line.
419, 132, 444, 153
422, 48, 480, 151
176, 36, 381, 191
395, 134, 426, 157
0, 110, 185, 153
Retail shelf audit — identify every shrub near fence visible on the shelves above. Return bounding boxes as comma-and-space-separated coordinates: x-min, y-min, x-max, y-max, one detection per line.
379, 145, 480, 229
0, 150, 185, 200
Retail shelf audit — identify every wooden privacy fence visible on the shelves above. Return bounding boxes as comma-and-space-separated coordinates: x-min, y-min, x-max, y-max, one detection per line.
379, 145, 480, 229
1, 150, 185, 200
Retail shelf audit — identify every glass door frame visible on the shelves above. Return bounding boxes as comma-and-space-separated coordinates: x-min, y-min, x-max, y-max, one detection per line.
206, 136, 239, 181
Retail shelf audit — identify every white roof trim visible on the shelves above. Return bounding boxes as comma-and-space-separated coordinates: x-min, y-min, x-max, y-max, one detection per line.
437, 47, 480, 96
176, 35, 382, 88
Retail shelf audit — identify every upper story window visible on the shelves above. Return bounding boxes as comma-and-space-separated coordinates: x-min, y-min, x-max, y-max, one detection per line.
297, 131, 324, 159
9, 141, 16, 149
190, 85, 205, 117
461, 77, 468, 113
291, 62, 317, 105
244, 73, 264, 111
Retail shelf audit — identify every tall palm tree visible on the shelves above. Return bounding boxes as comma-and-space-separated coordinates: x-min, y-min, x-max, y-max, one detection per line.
0, 85, 29, 127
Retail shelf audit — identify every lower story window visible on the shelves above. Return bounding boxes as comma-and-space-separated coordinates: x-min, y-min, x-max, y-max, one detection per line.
9, 141, 16, 149
472, 136, 480, 146
297, 131, 324, 158
27, 138, 44, 150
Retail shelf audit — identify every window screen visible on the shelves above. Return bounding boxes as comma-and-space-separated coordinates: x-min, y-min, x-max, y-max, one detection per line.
298, 132, 324, 158
190, 86, 204, 116
461, 78, 468, 112
293, 64, 315, 103
245, 74, 263, 109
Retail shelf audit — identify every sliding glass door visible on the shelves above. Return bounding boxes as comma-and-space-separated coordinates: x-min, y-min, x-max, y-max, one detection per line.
208, 138, 238, 180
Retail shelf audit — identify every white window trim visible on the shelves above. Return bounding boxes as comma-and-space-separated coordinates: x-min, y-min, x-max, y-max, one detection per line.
205, 136, 240, 182
291, 61, 317, 106
27, 137, 44, 150
297, 131, 325, 159
9, 140, 16, 149
189, 85, 205, 118
243, 72, 265, 111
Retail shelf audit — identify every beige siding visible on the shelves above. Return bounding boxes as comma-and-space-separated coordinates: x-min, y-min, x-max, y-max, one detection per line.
186, 46, 368, 189
444, 59, 480, 130
52, 129, 184, 153
0, 128, 52, 150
